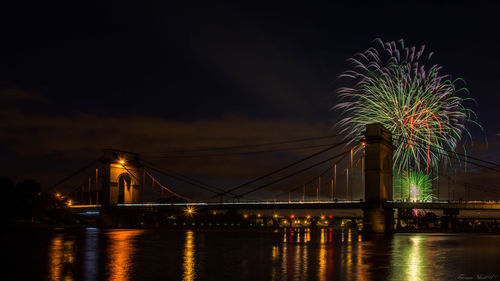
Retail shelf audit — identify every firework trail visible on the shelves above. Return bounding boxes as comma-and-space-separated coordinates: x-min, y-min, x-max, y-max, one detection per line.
335, 38, 479, 173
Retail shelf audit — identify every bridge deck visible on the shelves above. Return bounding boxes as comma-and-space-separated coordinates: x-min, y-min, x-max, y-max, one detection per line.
70, 201, 500, 211
385, 201, 500, 210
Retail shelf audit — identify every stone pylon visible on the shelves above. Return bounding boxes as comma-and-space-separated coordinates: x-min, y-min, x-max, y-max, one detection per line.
100, 149, 142, 208
363, 124, 395, 233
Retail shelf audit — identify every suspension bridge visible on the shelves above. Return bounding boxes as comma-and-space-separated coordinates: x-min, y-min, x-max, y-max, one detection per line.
55, 124, 500, 232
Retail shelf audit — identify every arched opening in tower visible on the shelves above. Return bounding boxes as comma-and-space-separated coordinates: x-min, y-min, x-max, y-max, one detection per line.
118, 173, 131, 204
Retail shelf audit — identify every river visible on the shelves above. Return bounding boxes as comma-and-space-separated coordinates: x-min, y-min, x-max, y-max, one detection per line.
4, 228, 500, 280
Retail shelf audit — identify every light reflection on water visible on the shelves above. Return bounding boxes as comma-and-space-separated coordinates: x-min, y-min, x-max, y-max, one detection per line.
318, 232, 327, 281
271, 245, 279, 281
106, 229, 143, 281
407, 237, 424, 281
29, 229, 500, 281
356, 236, 368, 281
84, 228, 99, 281
302, 238, 309, 280
183, 230, 195, 281
346, 230, 353, 281
49, 233, 76, 281
390, 235, 430, 281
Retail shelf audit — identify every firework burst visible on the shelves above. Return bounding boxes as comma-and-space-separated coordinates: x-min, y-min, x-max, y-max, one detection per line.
394, 170, 435, 202
335, 38, 479, 173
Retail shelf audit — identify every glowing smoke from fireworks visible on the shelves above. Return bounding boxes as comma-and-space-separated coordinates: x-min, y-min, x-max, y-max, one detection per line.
335, 38, 480, 173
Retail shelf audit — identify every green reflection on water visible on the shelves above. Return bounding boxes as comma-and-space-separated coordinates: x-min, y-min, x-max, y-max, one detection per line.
392, 235, 427, 281
407, 237, 425, 281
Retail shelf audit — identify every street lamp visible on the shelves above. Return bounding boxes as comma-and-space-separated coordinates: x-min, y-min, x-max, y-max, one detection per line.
185, 206, 196, 217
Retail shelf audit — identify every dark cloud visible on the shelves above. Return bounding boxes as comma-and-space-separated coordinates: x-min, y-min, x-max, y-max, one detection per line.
0, 87, 338, 191
0, 85, 43, 102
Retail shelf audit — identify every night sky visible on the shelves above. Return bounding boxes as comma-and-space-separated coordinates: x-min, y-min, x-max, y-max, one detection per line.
1, 1, 499, 197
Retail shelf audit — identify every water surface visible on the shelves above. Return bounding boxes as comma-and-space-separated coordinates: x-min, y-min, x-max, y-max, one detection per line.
4, 228, 500, 280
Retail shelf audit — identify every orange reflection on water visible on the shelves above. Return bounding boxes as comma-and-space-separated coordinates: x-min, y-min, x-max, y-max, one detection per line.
318, 244, 327, 281
293, 241, 301, 280
346, 243, 353, 280
281, 239, 288, 278
318, 229, 327, 281
278, 229, 312, 281
272, 245, 279, 261
355, 234, 369, 281
305, 229, 311, 243
301, 242, 309, 280
345, 229, 353, 280
183, 230, 195, 281
271, 245, 280, 280
107, 230, 143, 281
49, 233, 75, 281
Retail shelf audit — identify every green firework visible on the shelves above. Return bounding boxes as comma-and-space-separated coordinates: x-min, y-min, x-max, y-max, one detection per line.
394, 170, 436, 202
335, 39, 480, 173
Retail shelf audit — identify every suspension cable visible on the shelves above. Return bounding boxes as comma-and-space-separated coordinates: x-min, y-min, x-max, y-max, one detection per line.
139, 134, 344, 154
142, 167, 192, 201
141, 161, 226, 196
215, 139, 351, 198
140, 159, 229, 195
235, 150, 351, 198
274, 153, 348, 199
47, 158, 100, 191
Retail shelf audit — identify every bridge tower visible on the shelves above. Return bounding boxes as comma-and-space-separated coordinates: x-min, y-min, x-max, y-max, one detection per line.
363, 124, 395, 233
100, 149, 142, 208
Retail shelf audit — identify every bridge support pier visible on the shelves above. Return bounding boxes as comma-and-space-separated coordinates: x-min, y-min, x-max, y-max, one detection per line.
362, 124, 395, 233
363, 203, 394, 233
